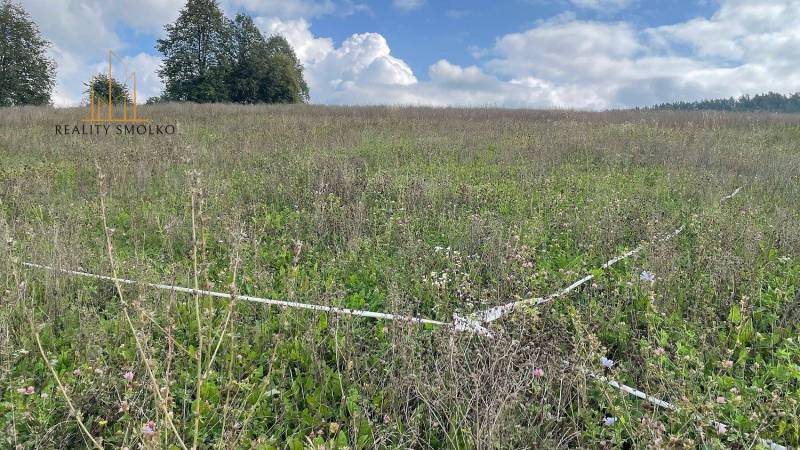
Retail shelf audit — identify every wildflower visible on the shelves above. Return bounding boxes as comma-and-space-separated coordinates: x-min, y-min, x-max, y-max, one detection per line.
23, 386, 35, 395
73, 368, 81, 376
123, 371, 134, 382
640, 271, 655, 282
40, 392, 48, 399
716, 396, 726, 404
533, 368, 545, 378
603, 416, 618, 426
600, 357, 615, 368
142, 421, 156, 436
779, 256, 791, 263
94, 368, 103, 375
654, 347, 665, 356
715, 422, 727, 434
721, 360, 733, 369
119, 400, 129, 413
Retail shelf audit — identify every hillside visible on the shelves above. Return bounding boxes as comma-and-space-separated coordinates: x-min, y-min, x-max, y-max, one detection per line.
1, 104, 799, 449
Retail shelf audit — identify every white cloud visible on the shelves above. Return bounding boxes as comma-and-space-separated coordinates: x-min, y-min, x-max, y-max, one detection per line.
256, 17, 334, 63
487, 20, 643, 81
20, 0, 180, 106
257, 18, 605, 108
569, 0, 633, 10
393, 0, 425, 12
257, 18, 416, 104
254, 0, 800, 109
20, 0, 800, 109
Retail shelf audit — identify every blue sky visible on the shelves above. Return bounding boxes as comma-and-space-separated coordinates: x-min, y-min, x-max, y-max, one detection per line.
20, 0, 800, 109
306, 0, 718, 76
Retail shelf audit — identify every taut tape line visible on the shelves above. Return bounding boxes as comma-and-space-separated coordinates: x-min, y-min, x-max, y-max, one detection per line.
20, 262, 491, 336
473, 186, 742, 324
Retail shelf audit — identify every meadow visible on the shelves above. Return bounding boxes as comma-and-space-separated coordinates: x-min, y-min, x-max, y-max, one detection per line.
1, 104, 799, 449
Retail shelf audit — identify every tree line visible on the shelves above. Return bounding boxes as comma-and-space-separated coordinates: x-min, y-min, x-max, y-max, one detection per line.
646, 92, 800, 114
0, 0, 308, 107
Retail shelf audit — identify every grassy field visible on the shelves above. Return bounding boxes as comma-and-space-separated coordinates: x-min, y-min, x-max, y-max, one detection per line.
1, 104, 799, 449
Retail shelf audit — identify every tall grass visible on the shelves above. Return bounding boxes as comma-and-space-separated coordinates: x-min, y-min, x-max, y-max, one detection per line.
1, 103, 799, 448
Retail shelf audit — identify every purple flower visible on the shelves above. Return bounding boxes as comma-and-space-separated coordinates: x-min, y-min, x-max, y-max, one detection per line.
533, 368, 545, 377
640, 271, 655, 282
142, 420, 156, 435
600, 357, 615, 368
123, 371, 134, 382
603, 416, 618, 426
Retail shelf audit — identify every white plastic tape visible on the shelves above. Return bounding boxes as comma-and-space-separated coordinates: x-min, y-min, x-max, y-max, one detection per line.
21, 262, 490, 336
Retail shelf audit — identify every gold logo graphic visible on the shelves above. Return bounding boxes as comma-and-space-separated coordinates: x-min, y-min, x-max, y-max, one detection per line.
83, 50, 148, 123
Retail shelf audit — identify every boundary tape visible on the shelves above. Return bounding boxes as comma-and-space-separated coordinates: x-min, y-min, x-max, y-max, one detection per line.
20, 262, 490, 335
22, 186, 785, 449
473, 225, 685, 323
472, 185, 743, 324
589, 373, 787, 450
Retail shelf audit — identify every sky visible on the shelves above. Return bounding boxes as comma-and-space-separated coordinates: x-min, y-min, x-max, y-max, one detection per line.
19, 0, 800, 110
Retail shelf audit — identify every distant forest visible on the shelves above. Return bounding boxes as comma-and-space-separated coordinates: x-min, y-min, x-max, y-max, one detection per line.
646, 92, 800, 113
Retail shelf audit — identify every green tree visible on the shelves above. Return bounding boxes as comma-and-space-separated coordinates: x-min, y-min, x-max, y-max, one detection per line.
261, 35, 309, 104
227, 17, 309, 104
156, 0, 232, 102
0, 0, 55, 106
83, 73, 131, 105
227, 13, 269, 104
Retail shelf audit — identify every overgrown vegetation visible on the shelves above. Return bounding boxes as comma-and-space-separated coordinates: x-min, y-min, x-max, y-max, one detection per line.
1, 105, 799, 449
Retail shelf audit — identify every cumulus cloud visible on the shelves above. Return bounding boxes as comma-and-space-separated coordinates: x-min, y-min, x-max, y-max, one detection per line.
257, 18, 604, 108
257, 18, 416, 104
22, 0, 800, 109
254, 0, 800, 109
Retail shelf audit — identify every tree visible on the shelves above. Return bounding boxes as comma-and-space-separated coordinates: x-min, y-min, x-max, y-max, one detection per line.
156, 0, 232, 102
227, 13, 269, 104
261, 35, 309, 104
649, 91, 800, 113
228, 17, 309, 104
155, 1, 309, 104
0, 0, 55, 106
83, 73, 131, 105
